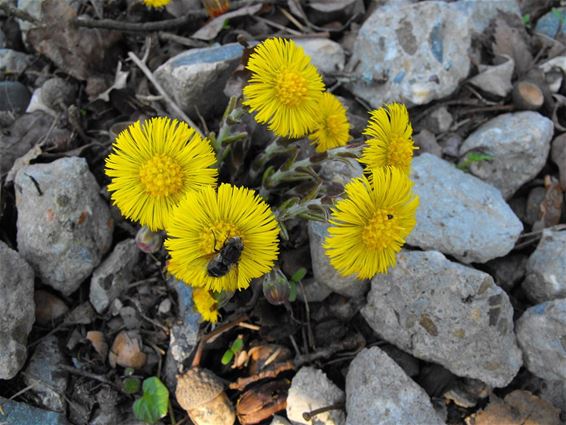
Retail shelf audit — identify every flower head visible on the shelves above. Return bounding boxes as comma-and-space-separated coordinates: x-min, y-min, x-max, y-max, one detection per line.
165, 184, 279, 292
243, 38, 325, 138
359, 103, 416, 174
143, 0, 171, 7
309, 92, 350, 152
105, 117, 217, 232
192, 287, 219, 323
324, 167, 419, 279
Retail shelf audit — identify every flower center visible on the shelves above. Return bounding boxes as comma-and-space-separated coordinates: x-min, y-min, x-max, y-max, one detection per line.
276, 70, 308, 107
139, 154, 184, 197
362, 210, 396, 250
200, 222, 241, 254
325, 113, 343, 137
387, 136, 414, 168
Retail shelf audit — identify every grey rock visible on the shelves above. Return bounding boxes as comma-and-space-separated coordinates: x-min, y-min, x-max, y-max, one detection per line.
423, 106, 453, 134
348, 1, 471, 107
408, 154, 523, 263
0, 80, 31, 113
308, 0, 358, 24
15, 157, 114, 296
16, 0, 43, 45
297, 277, 332, 303
296, 38, 345, 75
453, 0, 521, 33
522, 230, 566, 303
516, 299, 566, 381
24, 336, 67, 412
362, 250, 522, 387
438, 133, 462, 157
551, 134, 566, 190
0, 241, 35, 379
90, 239, 140, 313
40, 77, 77, 111
0, 48, 32, 75
308, 221, 369, 298
535, 7, 566, 40
484, 253, 528, 292
0, 396, 69, 425
345, 347, 443, 425
468, 56, 514, 98
319, 157, 363, 187
380, 344, 420, 378
154, 43, 243, 119
271, 416, 292, 425
459, 112, 554, 199
414, 129, 442, 157
525, 186, 545, 226
286, 366, 345, 425
539, 379, 566, 412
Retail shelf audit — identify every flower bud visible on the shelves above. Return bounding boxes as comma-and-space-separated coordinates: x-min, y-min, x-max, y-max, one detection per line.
262, 268, 291, 306
135, 226, 163, 253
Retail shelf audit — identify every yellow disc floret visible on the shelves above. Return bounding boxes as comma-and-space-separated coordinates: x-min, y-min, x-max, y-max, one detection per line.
139, 154, 184, 197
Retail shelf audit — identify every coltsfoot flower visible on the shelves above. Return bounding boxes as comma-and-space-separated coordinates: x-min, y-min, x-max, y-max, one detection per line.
358, 103, 416, 174
192, 287, 219, 323
243, 37, 325, 138
165, 184, 279, 292
309, 92, 350, 152
105, 117, 217, 232
143, 0, 171, 7
324, 167, 419, 278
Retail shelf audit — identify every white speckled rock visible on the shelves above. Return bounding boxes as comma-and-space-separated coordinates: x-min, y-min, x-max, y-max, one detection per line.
522, 230, 566, 303
348, 1, 471, 106
296, 38, 345, 75
0, 241, 35, 379
459, 112, 554, 199
345, 347, 443, 425
362, 250, 522, 387
15, 157, 113, 296
407, 154, 523, 263
154, 43, 243, 119
287, 367, 345, 425
516, 299, 566, 381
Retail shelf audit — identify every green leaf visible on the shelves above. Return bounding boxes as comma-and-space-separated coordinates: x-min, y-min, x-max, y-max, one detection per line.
522, 13, 530, 27
291, 267, 307, 283
457, 151, 494, 171
231, 337, 244, 353
221, 349, 234, 365
132, 377, 169, 424
288, 280, 297, 302
123, 377, 141, 394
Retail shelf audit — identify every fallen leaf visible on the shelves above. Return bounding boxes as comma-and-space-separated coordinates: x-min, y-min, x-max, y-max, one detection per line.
192, 4, 263, 41
491, 12, 533, 77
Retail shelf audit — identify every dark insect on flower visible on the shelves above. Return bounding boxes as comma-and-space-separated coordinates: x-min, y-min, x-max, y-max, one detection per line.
207, 237, 244, 277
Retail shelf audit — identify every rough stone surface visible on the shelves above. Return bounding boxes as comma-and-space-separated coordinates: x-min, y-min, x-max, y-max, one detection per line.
535, 7, 566, 40
407, 154, 523, 263
522, 230, 566, 303
516, 299, 566, 381
551, 134, 566, 190
345, 347, 443, 425
0, 80, 31, 113
0, 48, 32, 75
15, 157, 113, 296
271, 416, 292, 425
90, 239, 140, 313
459, 112, 554, 199
308, 221, 369, 298
348, 1, 471, 107
24, 336, 68, 412
154, 43, 243, 119
296, 277, 332, 303
453, 0, 521, 33
362, 250, 522, 387
296, 38, 345, 75
0, 396, 69, 425
286, 366, 345, 425
319, 157, 363, 187
484, 253, 528, 292
0, 241, 35, 379
525, 186, 545, 226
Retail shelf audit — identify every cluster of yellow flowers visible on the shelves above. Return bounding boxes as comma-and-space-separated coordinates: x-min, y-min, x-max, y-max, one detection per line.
104, 37, 419, 323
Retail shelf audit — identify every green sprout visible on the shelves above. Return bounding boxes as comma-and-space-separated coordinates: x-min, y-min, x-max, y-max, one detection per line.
457, 151, 494, 172
221, 335, 244, 366
133, 377, 169, 424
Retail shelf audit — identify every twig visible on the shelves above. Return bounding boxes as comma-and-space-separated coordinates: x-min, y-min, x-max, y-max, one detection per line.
0, 2, 38, 23
158, 32, 208, 48
127, 51, 203, 136
58, 364, 121, 390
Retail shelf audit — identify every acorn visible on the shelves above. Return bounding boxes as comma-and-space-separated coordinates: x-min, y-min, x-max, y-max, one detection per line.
176, 368, 236, 425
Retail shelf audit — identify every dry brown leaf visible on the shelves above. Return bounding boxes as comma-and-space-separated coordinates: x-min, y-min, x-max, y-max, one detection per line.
491, 12, 533, 77
192, 4, 263, 41
533, 175, 563, 231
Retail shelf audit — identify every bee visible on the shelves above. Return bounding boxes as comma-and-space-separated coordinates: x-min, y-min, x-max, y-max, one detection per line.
207, 237, 244, 277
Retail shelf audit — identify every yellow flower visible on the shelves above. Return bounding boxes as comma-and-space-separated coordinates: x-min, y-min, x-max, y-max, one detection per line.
192, 287, 219, 323
324, 167, 419, 279
165, 184, 279, 292
309, 92, 350, 152
143, 0, 171, 7
105, 117, 217, 232
243, 38, 325, 138
359, 103, 416, 174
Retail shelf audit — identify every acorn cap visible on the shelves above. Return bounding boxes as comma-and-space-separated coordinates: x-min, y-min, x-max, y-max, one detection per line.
176, 367, 224, 411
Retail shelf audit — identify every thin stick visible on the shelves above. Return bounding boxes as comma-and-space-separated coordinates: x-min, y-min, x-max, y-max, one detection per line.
127, 51, 204, 136
58, 364, 121, 390
0, 2, 38, 23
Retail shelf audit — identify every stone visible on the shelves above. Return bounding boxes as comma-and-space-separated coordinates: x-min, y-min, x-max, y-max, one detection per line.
296, 278, 332, 303
407, 154, 523, 263
271, 416, 292, 425
483, 253, 528, 292
522, 230, 566, 303
34, 290, 69, 326
539, 379, 566, 412
24, 336, 68, 412
551, 134, 566, 190
525, 186, 545, 226
286, 366, 345, 425
423, 106, 453, 134
296, 38, 345, 75
154, 43, 244, 119
0, 48, 32, 75
318, 157, 363, 187
535, 7, 566, 40
345, 347, 443, 425
89, 239, 140, 313
308, 221, 369, 298
0, 241, 35, 379
453, 0, 521, 33
0, 80, 31, 113
348, 1, 471, 107
362, 250, 522, 387
413, 129, 442, 157
516, 299, 566, 381
15, 157, 114, 296
468, 56, 514, 98
459, 112, 554, 199
16, 0, 43, 45
0, 396, 69, 425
